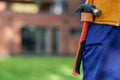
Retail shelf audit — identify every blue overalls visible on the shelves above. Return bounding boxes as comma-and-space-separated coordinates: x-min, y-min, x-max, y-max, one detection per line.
83, 23, 120, 80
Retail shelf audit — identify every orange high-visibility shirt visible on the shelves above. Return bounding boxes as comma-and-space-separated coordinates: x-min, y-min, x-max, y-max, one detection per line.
87, 0, 120, 26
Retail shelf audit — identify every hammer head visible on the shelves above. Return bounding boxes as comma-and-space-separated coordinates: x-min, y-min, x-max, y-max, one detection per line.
89, 4, 102, 17
76, 4, 92, 13
76, 4, 102, 17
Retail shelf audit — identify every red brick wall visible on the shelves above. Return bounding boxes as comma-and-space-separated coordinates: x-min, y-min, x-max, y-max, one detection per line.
0, 0, 82, 56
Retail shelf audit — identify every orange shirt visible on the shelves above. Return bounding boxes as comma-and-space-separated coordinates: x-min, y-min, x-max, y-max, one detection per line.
87, 0, 120, 26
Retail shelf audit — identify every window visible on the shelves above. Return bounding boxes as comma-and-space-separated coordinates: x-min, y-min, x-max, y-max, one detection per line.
70, 28, 81, 36
21, 26, 47, 54
40, 2, 53, 12
62, 1, 68, 13
21, 27, 36, 51
50, 0, 68, 15
52, 28, 60, 53
21, 26, 61, 55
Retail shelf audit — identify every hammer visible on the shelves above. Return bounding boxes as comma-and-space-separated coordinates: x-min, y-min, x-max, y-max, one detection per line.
73, 4, 102, 75
76, 4, 102, 17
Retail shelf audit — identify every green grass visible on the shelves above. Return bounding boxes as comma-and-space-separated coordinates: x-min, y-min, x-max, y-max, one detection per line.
0, 56, 82, 80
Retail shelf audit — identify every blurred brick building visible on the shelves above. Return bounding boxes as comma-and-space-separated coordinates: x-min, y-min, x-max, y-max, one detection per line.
0, 0, 82, 56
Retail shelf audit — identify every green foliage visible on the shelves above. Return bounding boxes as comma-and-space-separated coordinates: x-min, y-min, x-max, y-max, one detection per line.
0, 57, 82, 80
35, 0, 42, 6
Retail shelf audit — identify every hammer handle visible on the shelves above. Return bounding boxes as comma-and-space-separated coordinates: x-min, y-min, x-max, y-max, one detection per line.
73, 21, 89, 75
73, 0, 92, 76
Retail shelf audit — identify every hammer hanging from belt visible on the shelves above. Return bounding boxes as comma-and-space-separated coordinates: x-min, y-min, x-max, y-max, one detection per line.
73, 0, 102, 75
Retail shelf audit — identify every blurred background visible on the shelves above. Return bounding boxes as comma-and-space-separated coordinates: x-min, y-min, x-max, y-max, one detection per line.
0, 0, 83, 80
